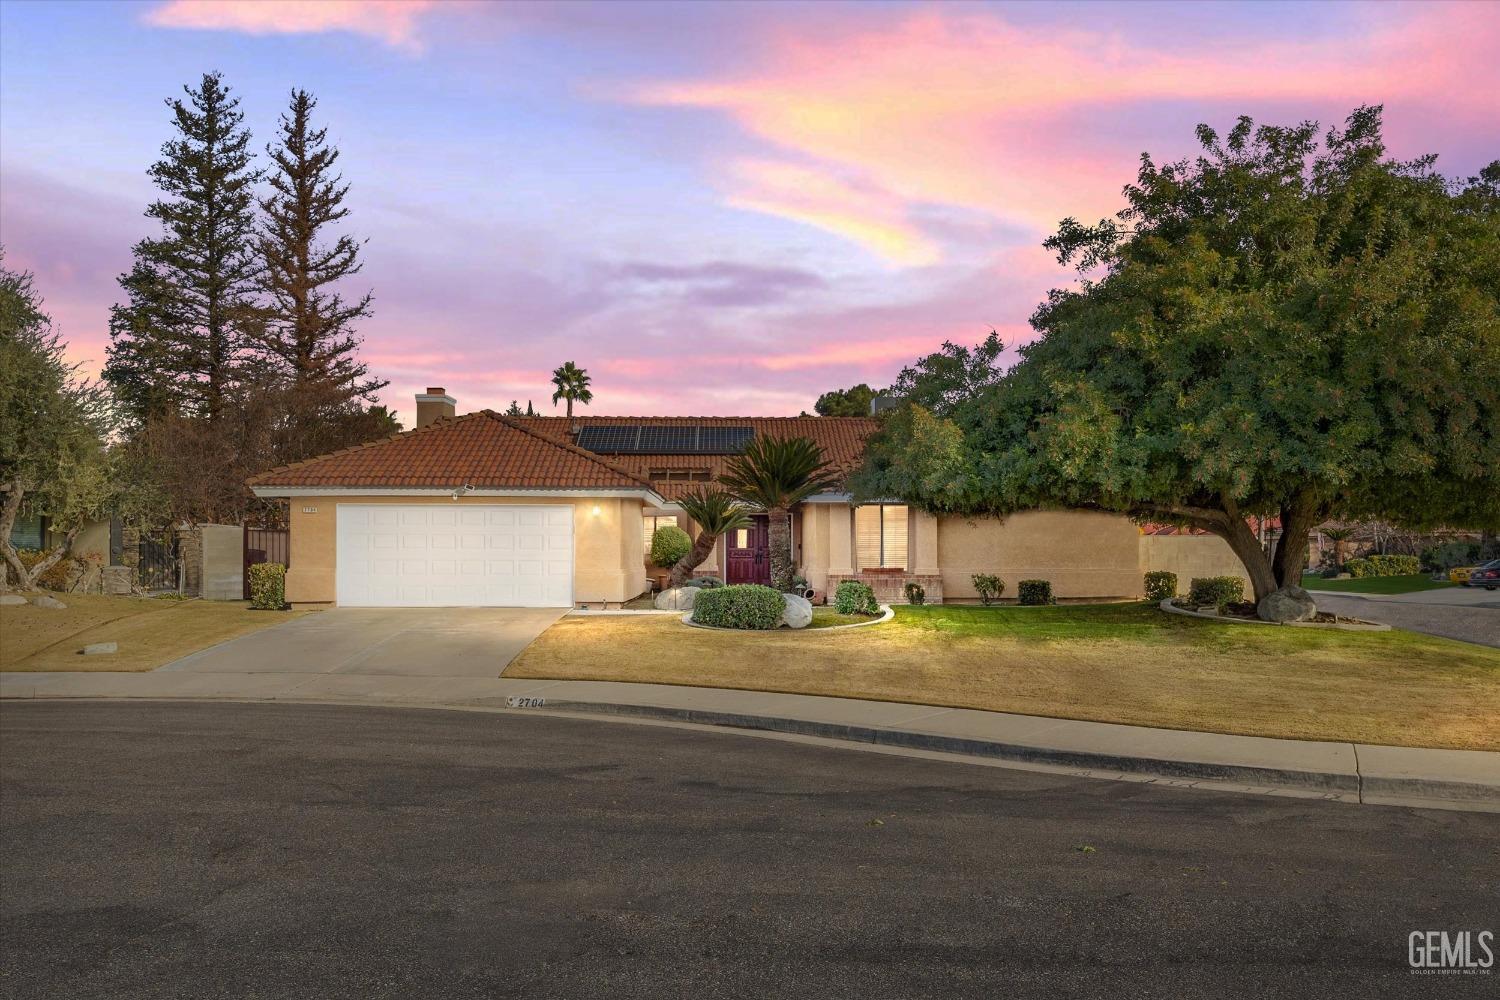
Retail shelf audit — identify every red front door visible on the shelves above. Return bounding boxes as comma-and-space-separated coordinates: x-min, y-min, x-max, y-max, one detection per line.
726, 515, 770, 585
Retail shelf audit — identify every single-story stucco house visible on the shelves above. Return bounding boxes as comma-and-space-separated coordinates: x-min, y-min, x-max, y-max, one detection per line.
248, 388, 1249, 608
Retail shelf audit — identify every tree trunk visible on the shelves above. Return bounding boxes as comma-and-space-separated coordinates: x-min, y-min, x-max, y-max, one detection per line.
1271, 499, 1321, 590
1215, 516, 1279, 603
669, 527, 718, 588
0, 482, 79, 592
767, 506, 793, 591
0, 482, 31, 589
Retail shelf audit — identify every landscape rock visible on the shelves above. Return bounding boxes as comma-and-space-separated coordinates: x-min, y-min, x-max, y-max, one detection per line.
654, 586, 701, 611
0, 594, 27, 606
30, 594, 67, 610
82, 642, 118, 656
781, 593, 813, 629
1257, 586, 1317, 623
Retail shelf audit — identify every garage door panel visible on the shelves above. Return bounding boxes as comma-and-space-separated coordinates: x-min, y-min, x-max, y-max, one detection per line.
337, 504, 573, 608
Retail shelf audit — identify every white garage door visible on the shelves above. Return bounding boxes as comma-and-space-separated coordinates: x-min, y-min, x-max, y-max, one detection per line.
336, 504, 573, 607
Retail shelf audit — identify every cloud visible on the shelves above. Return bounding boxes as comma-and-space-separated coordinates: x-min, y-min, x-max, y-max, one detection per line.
608, 259, 825, 307
627, 3, 1500, 262
144, 0, 440, 52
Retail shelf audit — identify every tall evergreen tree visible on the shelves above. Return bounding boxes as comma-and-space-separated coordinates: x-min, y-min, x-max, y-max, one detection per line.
254, 89, 384, 400
106, 71, 260, 422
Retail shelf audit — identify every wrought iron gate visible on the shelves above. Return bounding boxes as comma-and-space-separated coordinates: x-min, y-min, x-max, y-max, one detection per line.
137, 530, 180, 592
243, 526, 290, 600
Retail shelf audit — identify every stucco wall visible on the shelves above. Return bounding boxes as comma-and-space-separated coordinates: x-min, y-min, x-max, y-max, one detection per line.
1138, 534, 1250, 594
938, 509, 1143, 600
199, 523, 245, 601
285, 495, 645, 607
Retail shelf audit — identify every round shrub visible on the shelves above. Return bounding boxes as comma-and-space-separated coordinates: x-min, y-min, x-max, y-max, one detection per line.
1017, 579, 1054, 605
903, 582, 926, 605
1143, 571, 1178, 602
1187, 576, 1243, 610
692, 584, 785, 629
649, 525, 692, 568
833, 580, 878, 615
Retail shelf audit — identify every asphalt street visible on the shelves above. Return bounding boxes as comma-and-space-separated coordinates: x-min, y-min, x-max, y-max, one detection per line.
2, 701, 1496, 999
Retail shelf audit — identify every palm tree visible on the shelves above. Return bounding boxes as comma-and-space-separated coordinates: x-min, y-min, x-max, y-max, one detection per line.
550, 361, 593, 419
669, 489, 751, 588
719, 436, 838, 590
1320, 525, 1357, 570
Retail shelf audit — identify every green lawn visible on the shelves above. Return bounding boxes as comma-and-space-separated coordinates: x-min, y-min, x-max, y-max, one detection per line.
807, 608, 882, 629
509, 602, 1500, 750
1301, 573, 1455, 594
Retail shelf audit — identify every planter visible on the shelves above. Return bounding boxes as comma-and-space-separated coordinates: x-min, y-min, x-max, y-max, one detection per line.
1159, 599, 1390, 632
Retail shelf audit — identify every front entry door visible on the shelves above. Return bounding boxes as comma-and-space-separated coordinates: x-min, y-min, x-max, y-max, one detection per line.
726, 515, 770, 585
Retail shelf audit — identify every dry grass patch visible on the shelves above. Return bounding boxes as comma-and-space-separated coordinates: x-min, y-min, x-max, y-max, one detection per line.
1, 593, 311, 672
507, 604, 1500, 750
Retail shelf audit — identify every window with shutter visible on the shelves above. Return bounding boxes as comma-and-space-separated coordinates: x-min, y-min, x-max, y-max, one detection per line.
854, 505, 907, 569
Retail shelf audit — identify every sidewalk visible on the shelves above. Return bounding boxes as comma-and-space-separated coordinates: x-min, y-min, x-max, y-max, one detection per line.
4, 667, 1495, 811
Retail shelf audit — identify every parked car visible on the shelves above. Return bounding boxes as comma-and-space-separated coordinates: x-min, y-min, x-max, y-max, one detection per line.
1450, 565, 1481, 585
1468, 559, 1500, 590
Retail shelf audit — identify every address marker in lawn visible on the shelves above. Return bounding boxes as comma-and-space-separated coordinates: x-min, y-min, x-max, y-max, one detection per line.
81, 643, 118, 655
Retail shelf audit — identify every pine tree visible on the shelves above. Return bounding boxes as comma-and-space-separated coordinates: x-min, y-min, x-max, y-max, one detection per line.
106, 72, 260, 422
254, 89, 384, 400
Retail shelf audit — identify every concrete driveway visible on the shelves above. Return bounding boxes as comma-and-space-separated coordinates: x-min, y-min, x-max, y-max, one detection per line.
1309, 588, 1500, 648
160, 607, 564, 677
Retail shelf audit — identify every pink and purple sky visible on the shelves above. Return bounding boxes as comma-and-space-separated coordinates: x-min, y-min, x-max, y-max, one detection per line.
2, 0, 1497, 424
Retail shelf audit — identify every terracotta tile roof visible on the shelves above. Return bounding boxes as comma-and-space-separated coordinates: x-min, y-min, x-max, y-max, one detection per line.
510, 415, 880, 501
248, 412, 656, 492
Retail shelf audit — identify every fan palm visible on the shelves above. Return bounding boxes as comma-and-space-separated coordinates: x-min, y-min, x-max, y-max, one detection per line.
669, 489, 752, 588
550, 361, 593, 419
719, 436, 838, 590
1319, 525, 1357, 570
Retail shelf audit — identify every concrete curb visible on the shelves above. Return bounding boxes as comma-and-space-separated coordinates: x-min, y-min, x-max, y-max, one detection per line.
5, 676, 1495, 811
529, 699, 1362, 792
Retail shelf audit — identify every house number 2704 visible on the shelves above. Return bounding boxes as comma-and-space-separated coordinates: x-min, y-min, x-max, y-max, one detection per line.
506, 696, 546, 709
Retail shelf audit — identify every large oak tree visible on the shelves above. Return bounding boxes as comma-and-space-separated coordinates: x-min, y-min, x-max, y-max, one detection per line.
855, 108, 1500, 607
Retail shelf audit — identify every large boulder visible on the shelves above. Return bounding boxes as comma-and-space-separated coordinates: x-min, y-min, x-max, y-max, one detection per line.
1257, 586, 1317, 623
0, 594, 27, 606
654, 586, 701, 611
30, 594, 67, 610
781, 593, 813, 629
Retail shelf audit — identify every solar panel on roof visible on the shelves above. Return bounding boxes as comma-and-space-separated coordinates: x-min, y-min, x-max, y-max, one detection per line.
576, 424, 754, 454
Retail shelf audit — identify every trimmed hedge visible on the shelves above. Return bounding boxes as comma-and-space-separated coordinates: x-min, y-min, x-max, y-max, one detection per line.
1017, 579, 1054, 606
903, 582, 926, 605
249, 563, 287, 610
692, 584, 785, 629
684, 576, 723, 589
833, 580, 878, 615
649, 525, 692, 568
1188, 576, 1243, 610
971, 573, 1004, 605
1345, 554, 1420, 578
1143, 571, 1178, 603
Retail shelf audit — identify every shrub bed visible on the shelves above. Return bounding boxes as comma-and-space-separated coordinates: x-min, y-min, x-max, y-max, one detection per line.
1345, 554, 1420, 578
249, 563, 287, 610
1017, 579, 1054, 606
833, 580, 878, 615
1187, 576, 1244, 610
692, 584, 785, 629
1143, 571, 1178, 603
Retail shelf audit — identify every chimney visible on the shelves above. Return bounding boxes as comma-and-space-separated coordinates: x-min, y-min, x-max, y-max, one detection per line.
416, 387, 456, 427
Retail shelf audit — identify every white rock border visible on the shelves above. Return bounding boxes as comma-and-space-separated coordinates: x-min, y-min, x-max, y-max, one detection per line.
1158, 598, 1390, 632
681, 604, 895, 633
